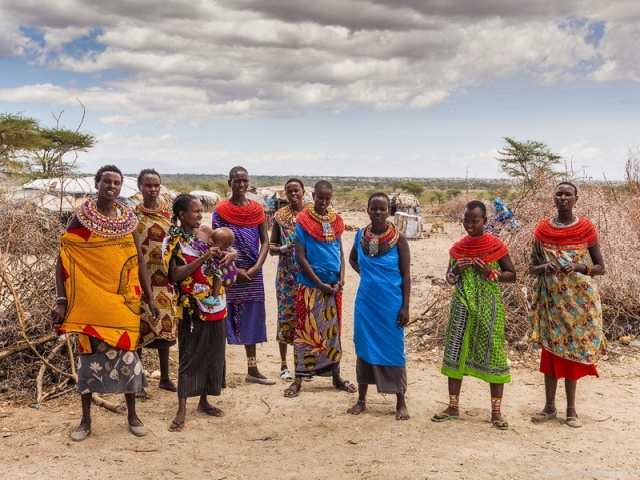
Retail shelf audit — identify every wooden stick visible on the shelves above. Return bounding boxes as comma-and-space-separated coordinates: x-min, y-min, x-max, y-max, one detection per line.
91, 393, 126, 414
0, 333, 57, 361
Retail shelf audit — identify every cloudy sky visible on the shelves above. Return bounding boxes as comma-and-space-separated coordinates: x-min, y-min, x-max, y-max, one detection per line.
1, 1, 639, 180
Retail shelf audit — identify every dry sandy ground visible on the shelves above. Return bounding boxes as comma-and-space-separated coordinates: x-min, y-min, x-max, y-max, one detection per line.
1, 212, 639, 479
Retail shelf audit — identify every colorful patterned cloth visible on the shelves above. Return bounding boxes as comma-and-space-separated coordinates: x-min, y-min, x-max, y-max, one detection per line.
135, 202, 177, 347
441, 234, 511, 384
294, 285, 343, 377
162, 226, 230, 322
213, 206, 266, 345
273, 205, 300, 345
293, 208, 344, 377
57, 226, 142, 353
528, 217, 604, 365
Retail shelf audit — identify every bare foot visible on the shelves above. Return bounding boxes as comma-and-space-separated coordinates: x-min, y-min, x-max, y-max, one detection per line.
135, 388, 149, 400
347, 400, 366, 415
396, 405, 410, 421
158, 378, 177, 392
197, 400, 223, 417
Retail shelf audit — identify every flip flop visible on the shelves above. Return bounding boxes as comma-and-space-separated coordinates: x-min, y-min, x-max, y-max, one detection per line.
333, 378, 357, 393
492, 420, 509, 430
279, 368, 293, 382
431, 412, 459, 422
197, 406, 223, 417
531, 409, 557, 423
169, 420, 185, 432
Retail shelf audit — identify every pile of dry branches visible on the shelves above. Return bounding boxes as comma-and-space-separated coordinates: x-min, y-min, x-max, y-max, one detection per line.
408, 180, 640, 350
0, 196, 73, 402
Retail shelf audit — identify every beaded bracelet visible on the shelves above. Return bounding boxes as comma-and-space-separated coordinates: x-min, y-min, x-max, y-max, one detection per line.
486, 269, 499, 282
446, 268, 460, 284
585, 265, 592, 276
55, 297, 68, 305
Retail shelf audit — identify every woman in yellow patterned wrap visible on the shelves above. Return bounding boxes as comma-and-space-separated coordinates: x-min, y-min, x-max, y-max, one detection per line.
52, 165, 159, 442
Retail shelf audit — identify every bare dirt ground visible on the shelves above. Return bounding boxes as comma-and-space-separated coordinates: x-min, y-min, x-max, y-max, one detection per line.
1, 211, 639, 479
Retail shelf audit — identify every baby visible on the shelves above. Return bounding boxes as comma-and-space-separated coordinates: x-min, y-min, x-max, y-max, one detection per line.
196, 226, 237, 307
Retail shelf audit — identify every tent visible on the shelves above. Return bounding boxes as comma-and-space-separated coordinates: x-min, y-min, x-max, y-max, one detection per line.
190, 190, 222, 212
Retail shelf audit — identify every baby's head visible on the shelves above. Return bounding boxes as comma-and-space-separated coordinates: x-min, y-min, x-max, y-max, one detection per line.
210, 227, 235, 250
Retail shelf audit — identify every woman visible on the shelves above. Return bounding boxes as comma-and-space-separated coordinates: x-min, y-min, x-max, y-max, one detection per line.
52, 165, 159, 441
213, 166, 274, 385
164, 194, 236, 432
432, 200, 516, 430
284, 180, 355, 397
268, 178, 306, 382
348, 193, 411, 420
134, 169, 177, 396
529, 182, 605, 428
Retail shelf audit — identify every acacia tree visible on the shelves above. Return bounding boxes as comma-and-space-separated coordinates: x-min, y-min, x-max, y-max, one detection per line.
0, 107, 95, 179
496, 137, 561, 187
0, 114, 41, 176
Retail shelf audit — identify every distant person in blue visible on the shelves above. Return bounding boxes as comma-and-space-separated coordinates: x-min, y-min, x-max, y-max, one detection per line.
485, 198, 518, 236
348, 192, 411, 420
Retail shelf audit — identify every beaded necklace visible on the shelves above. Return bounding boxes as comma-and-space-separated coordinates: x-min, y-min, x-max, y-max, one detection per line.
136, 200, 166, 215
306, 204, 336, 241
76, 198, 138, 238
274, 204, 299, 231
360, 221, 400, 256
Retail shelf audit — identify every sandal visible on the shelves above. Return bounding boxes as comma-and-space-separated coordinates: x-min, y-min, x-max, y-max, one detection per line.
431, 411, 459, 422
279, 368, 293, 382
566, 416, 583, 428
284, 382, 301, 398
531, 408, 557, 423
169, 420, 184, 432
333, 378, 357, 393
492, 419, 509, 430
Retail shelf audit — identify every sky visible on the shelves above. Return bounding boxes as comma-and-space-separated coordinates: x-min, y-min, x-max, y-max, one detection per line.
0, 1, 639, 180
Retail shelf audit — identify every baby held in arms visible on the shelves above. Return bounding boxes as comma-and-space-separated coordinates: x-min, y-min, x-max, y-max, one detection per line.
196, 226, 237, 307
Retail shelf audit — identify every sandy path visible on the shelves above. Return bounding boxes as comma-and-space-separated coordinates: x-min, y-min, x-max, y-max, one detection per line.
1, 212, 639, 479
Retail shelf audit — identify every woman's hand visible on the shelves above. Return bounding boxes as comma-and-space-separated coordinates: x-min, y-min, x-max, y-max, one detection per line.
218, 248, 238, 267
559, 262, 582, 275
148, 300, 160, 320
319, 282, 335, 295
472, 257, 491, 277
236, 268, 252, 284
397, 306, 410, 328
51, 304, 66, 325
543, 262, 559, 274
452, 258, 473, 275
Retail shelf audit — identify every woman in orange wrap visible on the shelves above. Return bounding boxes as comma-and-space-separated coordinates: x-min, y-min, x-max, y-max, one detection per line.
52, 165, 159, 442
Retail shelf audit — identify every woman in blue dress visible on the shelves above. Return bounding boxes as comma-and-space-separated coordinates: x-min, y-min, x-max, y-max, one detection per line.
348, 192, 411, 420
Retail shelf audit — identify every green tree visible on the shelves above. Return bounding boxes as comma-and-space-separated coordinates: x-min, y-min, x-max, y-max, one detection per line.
398, 181, 424, 196
496, 137, 561, 187
33, 127, 95, 177
0, 114, 41, 176
0, 110, 95, 178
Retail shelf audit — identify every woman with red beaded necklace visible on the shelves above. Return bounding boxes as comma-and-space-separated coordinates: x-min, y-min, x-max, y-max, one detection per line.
529, 182, 605, 428
268, 178, 306, 382
432, 200, 516, 430
348, 192, 411, 420
52, 165, 159, 442
213, 166, 274, 385
134, 169, 178, 398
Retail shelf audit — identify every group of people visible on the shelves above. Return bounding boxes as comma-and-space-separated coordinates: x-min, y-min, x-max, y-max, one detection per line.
51, 165, 604, 440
